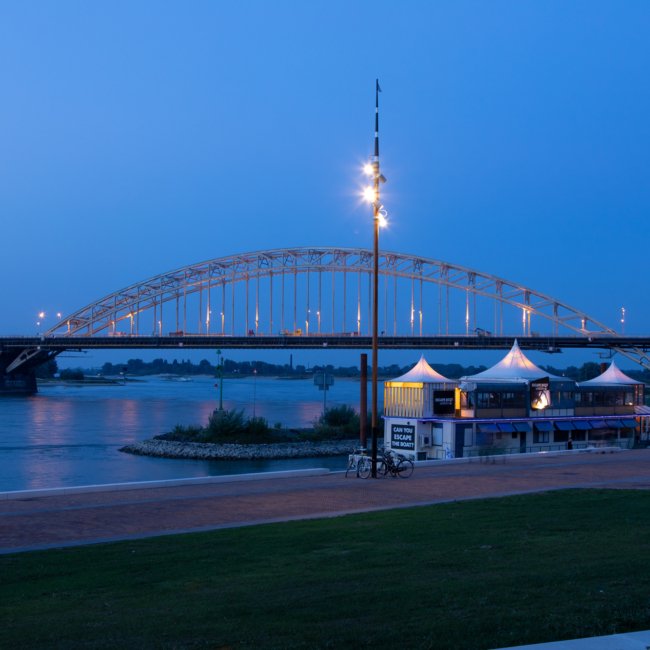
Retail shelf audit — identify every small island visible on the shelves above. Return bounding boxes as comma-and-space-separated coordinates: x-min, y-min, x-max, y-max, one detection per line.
120, 405, 362, 461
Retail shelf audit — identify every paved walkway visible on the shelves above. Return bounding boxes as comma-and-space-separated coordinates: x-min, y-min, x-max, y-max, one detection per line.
1, 449, 649, 555
498, 629, 650, 649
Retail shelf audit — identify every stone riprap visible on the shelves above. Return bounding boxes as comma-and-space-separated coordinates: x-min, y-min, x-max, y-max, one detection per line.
119, 439, 358, 460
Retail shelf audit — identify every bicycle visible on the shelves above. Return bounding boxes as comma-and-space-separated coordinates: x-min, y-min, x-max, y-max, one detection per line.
345, 450, 371, 478
375, 448, 414, 478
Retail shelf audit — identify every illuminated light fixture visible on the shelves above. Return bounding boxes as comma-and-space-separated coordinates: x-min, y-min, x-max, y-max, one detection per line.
620, 306, 626, 334
530, 377, 551, 410
531, 391, 550, 410
363, 163, 374, 176
38, 311, 45, 319
378, 212, 388, 228
363, 186, 377, 203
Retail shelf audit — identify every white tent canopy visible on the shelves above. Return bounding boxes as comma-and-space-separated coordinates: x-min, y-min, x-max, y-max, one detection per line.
384, 356, 456, 419
579, 360, 642, 386
389, 355, 456, 384
463, 340, 561, 383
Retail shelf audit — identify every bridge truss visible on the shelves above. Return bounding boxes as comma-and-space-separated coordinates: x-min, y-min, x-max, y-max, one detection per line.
42, 247, 649, 370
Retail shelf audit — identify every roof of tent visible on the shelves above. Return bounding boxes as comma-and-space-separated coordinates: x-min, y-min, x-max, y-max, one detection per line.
579, 360, 642, 386
388, 355, 456, 384
463, 340, 562, 383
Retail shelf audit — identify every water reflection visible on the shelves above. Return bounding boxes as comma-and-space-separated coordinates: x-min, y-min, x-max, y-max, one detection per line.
0, 376, 378, 492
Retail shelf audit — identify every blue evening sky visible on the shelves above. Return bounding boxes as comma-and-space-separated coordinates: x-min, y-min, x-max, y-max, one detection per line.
1, 2, 648, 369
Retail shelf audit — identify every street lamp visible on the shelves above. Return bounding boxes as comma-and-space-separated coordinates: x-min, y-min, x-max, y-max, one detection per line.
362, 78, 387, 478
621, 307, 626, 335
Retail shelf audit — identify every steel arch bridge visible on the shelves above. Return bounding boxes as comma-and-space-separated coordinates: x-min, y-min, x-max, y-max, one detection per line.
44, 246, 648, 370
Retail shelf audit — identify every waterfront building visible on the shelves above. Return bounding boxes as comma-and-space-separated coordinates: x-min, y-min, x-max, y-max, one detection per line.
382, 342, 647, 460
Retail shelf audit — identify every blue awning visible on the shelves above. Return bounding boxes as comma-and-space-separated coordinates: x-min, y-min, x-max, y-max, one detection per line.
573, 421, 592, 430
534, 421, 553, 431
514, 422, 531, 432
589, 420, 608, 428
621, 418, 638, 428
478, 423, 499, 433
608, 420, 625, 429
497, 423, 515, 433
555, 421, 574, 431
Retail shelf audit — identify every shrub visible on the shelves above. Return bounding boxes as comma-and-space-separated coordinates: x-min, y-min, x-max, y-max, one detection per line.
199, 409, 276, 443
205, 409, 247, 438
313, 405, 361, 439
246, 416, 271, 437
158, 410, 302, 444
60, 368, 85, 380
155, 424, 203, 441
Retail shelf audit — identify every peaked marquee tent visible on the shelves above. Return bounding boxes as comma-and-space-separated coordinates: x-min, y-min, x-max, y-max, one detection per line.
579, 360, 643, 387
384, 356, 457, 418
463, 339, 561, 383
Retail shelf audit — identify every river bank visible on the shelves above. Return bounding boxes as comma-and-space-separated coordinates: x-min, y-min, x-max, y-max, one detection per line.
120, 438, 358, 461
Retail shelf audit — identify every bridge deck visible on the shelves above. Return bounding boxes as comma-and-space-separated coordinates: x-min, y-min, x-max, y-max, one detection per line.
1, 334, 649, 350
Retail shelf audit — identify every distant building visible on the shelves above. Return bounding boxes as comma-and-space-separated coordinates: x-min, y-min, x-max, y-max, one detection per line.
382, 341, 648, 460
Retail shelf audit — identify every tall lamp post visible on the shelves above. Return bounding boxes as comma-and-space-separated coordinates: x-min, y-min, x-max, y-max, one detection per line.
363, 79, 387, 477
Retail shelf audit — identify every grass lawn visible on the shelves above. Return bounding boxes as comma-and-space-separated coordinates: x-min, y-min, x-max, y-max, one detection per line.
2, 489, 650, 649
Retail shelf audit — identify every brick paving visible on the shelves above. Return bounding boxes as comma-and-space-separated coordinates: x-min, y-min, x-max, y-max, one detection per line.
1, 449, 649, 554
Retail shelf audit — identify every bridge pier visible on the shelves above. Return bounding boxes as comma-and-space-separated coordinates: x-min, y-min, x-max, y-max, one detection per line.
0, 348, 56, 396
0, 369, 37, 395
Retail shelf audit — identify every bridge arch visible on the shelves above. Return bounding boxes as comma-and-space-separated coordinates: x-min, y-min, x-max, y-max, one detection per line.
44, 246, 646, 367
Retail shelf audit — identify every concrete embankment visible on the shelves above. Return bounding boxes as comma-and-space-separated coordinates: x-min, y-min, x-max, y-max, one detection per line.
120, 438, 358, 460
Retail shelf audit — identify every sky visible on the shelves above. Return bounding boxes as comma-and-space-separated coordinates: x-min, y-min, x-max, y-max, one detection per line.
1, 1, 649, 370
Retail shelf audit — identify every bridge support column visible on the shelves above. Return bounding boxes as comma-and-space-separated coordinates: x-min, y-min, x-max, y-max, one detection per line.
0, 348, 54, 396
0, 366, 37, 395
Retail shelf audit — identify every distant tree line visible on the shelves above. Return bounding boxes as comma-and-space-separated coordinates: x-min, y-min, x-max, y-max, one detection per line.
96, 358, 490, 379
35, 357, 650, 383
541, 361, 650, 383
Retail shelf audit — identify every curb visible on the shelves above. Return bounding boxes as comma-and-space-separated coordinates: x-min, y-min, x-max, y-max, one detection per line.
0, 467, 331, 500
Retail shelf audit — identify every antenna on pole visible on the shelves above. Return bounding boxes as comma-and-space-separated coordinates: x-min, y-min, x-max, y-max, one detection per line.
374, 78, 381, 159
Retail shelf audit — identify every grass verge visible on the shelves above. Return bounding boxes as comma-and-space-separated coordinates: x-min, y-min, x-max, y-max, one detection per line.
2, 489, 650, 649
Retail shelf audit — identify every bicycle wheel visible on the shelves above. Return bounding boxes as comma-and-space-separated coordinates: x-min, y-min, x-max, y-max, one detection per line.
375, 459, 388, 478
357, 457, 372, 479
396, 458, 414, 478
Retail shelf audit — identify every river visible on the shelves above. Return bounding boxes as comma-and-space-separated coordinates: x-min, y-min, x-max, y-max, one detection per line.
0, 375, 377, 493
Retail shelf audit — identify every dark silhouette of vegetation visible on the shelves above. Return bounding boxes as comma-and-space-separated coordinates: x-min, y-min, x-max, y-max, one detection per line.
310, 405, 363, 440
35, 359, 58, 378
156, 404, 365, 445
96, 357, 490, 379
59, 368, 85, 380
156, 409, 295, 444
45, 356, 650, 383
541, 361, 603, 382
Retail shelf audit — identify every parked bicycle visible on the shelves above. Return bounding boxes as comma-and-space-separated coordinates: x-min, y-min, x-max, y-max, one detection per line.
345, 450, 371, 478
346, 448, 414, 479
378, 448, 414, 478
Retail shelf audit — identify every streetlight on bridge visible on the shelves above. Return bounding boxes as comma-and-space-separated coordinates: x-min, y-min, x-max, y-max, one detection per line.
362, 78, 387, 478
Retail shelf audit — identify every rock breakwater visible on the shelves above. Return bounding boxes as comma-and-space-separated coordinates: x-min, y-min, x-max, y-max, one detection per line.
119, 438, 358, 461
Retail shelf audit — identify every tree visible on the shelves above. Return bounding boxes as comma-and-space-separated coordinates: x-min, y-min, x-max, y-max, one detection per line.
35, 359, 58, 378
